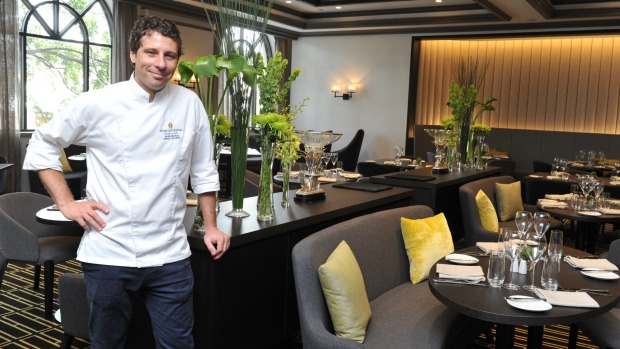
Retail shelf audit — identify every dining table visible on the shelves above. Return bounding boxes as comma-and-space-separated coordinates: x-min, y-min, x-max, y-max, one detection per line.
429, 246, 620, 349
568, 162, 614, 177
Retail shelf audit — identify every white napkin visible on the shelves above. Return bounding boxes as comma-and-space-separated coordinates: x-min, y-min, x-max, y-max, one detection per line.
571, 163, 586, 167
364, 160, 376, 163
445, 254, 479, 263
546, 175, 562, 180
564, 256, 619, 271
318, 177, 337, 183
435, 264, 485, 281
476, 242, 501, 253
609, 181, 620, 186
600, 208, 620, 215
545, 194, 572, 200
607, 199, 620, 206
383, 161, 397, 165
247, 148, 261, 156
529, 175, 543, 178
340, 173, 362, 179
534, 289, 599, 308
276, 171, 299, 178
399, 158, 413, 163
537, 199, 568, 208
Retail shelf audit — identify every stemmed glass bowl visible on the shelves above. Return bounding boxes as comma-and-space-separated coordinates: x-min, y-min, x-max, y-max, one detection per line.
515, 211, 533, 238
522, 231, 547, 292
533, 212, 550, 238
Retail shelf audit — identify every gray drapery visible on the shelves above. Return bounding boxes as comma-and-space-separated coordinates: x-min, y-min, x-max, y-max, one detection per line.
0, 0, 21, 193
111, 1, 137, 83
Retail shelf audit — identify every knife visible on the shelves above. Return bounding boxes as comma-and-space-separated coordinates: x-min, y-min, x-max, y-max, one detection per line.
432, 279, 488, 287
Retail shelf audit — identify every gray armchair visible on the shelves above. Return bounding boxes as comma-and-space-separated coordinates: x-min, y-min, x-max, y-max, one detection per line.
0, 192, 82, 319
58, 273, 90, 349
568, 239, 620, 349
292, 205, 491, 349
459, 176, 561, 246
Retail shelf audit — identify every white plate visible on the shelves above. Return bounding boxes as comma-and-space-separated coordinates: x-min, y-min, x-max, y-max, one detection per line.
445, 253, 479, 265
578, 211, 602, 216
581, 270, 620, 280
506, 296, 552, 312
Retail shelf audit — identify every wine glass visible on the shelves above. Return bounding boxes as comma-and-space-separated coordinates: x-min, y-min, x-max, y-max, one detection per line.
502, 228, 522, 290
559, 158, 568, 173
320, 153, 330, 170
547, 230, 563, 261
593, 181, 604, 208
515, 211, 533, 237
522, 231, 547, 292
533, 212, 550, 238
330, 152, 339, 170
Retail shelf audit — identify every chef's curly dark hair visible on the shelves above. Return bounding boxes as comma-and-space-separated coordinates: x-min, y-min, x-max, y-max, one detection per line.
128, 16, 183, 57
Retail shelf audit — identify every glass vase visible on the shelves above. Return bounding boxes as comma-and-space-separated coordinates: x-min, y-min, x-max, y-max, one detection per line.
257, 141, 276, 221
226, 126, 250, 218
458, 121, 470, 167
475, 134, 486, 170
280, 161, 292, 208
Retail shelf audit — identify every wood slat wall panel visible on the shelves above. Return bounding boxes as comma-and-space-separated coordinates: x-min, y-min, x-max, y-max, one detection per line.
415, 36, 620, 135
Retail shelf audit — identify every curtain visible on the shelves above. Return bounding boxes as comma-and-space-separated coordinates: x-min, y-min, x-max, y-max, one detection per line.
111, 1, 137, 83
0, 0, 20, 193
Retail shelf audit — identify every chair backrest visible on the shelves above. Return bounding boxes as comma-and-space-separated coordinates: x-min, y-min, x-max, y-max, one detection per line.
333, 129, 364, 172
292, 205, 434, 349
486, 159, 516, 177
533, 160, 552, 173
244, 170, 281, 198
607, 239, 620, 266
459, 176, 515, 246
523, 178, 572, 205
0, 156, 7, 194
58, 273, 90, 341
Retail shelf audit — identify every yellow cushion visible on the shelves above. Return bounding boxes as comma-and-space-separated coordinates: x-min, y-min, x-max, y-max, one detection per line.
495, 181, 524, 221
401, 213, 454, 284
476, 190, 499, 232
318, 240, 371, 343
59, 149, 73, 173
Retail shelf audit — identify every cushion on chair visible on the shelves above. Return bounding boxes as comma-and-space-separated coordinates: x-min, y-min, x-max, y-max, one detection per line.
495, 181, 524, 222
476, 190, 499, 232
401, 213, 454, 284
318, 240, 371, 343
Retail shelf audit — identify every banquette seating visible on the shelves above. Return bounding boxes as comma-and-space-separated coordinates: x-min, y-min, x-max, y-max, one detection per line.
292, 205, 491, 349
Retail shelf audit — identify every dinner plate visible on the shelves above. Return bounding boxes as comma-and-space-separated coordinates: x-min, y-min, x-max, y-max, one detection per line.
506, 296, 552, 312
445, 253, 479, 265
578, 211, 602, 216
581, 270, 620, 280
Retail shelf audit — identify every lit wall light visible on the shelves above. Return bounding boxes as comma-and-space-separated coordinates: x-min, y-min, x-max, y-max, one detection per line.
331, 85, 356, 100
173, 73, 196, 89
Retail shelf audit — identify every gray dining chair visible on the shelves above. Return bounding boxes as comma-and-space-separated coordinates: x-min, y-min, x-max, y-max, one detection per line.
568, 239, 620, 349
0, 192, 83, 319
58, 273, 90, 349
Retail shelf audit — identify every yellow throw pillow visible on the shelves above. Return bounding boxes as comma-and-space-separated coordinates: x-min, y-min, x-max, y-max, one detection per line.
495, 181, 524, 221
476, 190, 499, 232
401, 213, 454, 284
59, 148, 73, 173
318, 240, 371, 343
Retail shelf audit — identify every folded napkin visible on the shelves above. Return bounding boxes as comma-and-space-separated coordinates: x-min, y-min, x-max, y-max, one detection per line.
364, 160, 376, 163
186, 198, 198, 206
529, 174, 543, 178
600, 208, 620, 215
383, 161, 397, 165
545, 193, 572, 200
546, 175, 562, 180
340, 173, 362, 179
571, 163, 586, 167
607, 198, 620, 206
537, 199, 568, 208
399, 158, 413, 163
276, 171, 299, 178
247, 148, 261, 156
534, 289, 599, 308
564, 256, 619, 271
318, 177, 337, 183
435, 264, 485, 281
476, 242, 501, 253
609, 181, 620, 186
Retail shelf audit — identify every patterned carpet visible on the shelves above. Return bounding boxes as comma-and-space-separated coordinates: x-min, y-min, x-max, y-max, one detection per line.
0, 231, 613, 348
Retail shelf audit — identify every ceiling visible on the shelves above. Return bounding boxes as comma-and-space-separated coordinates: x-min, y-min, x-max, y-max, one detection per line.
133, 0, 620, 38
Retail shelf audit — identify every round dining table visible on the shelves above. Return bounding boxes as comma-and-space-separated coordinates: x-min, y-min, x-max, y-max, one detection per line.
429, 246, 620, 349
540, 206, 620, 253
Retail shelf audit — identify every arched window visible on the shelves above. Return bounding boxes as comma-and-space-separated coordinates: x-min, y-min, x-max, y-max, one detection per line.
19, 0, 112, 130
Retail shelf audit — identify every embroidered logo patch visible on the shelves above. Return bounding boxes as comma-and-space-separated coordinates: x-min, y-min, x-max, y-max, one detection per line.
160, 122, 183, 140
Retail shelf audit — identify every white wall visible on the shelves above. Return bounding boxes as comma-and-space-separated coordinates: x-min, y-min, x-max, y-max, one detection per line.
290, 34, 412, 161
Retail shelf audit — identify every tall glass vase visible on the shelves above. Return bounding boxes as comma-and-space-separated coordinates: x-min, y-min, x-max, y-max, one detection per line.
475, 134, 486, 170
257, 140, 276, 221
226, 126, 250, 218
459, 121, 471, 167
280, 161, 292, 208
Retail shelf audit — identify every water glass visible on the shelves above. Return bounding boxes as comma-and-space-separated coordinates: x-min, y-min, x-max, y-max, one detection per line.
548, 230, 563, 260
601, 192, 611, 209
541, 256, 559, 291
487, 251, 506, 288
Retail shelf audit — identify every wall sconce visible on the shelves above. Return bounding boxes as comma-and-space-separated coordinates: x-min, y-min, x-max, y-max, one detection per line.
331, 85, 356, 100
173, 73, 196, 89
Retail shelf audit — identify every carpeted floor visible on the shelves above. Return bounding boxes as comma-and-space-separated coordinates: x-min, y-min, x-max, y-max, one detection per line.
0, 231, 612, 349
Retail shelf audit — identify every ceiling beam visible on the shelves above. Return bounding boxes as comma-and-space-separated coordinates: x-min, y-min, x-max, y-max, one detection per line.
472, 0, 512, 21
525, 0, 556, 19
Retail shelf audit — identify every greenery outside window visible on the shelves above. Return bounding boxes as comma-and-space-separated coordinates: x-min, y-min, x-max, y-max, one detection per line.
19, 0, 112, 130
